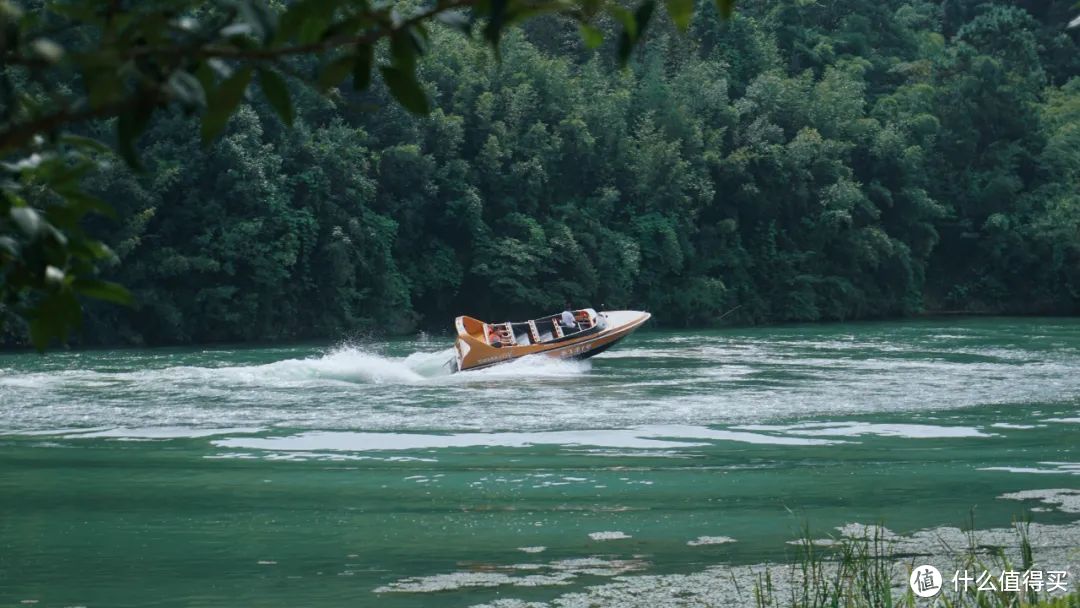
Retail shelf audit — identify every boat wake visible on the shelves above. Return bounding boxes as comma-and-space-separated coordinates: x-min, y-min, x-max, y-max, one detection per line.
11, 344, 591, 389
0, 343, 596, 432
248, 346, 457, 384
266, 345, 591, 384
3, 322, 1079, 437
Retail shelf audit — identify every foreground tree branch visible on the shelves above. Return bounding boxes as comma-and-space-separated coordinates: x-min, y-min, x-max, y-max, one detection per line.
0, 0, 734, 349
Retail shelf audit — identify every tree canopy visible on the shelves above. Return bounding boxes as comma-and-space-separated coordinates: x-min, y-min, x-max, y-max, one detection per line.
2, 0, 1078, 348
1, 0, 731, 348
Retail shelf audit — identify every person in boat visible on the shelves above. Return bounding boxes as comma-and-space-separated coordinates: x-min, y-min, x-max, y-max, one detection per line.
560, 305, 577, 331
487, 324, 503, 347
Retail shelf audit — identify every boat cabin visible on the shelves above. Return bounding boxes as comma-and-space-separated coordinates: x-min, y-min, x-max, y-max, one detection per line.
468, 309, 601, 348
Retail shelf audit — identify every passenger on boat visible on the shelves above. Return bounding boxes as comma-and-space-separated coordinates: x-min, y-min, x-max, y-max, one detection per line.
560, 306, 576, 330
487, 324, 503, 347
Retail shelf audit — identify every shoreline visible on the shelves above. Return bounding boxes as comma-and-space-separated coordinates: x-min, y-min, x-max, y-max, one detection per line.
3, 314, 1080, 354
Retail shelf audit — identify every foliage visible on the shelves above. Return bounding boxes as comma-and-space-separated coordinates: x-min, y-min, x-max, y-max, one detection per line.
752, 521, 1080, 608
0, 0, 729, 348
1, 0, 1078, 347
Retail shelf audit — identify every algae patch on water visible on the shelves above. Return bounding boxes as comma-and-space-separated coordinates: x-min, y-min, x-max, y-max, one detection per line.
374, 557, 648, 593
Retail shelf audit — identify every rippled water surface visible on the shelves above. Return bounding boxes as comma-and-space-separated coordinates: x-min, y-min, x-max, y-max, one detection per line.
1, 318, 1078, 607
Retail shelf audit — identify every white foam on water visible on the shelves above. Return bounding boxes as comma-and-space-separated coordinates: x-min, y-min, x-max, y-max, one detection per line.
190, 345, 460, 385
0, 344, 598, 434
979, 461, 1080, 476
210, 424, 837, 454
733, 422, 994, 439
999, 488, 1080, 513
374, 556, 647, 593
61, 427, 262, 439
588, 531, 631, 540
2, 322, 1079, 437
0, 344, 585, 397
687, 536, 736, 546
213, 429, 699, 451
451, 353, 592, 381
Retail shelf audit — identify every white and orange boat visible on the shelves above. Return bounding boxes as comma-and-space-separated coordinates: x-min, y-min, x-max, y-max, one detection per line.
450, 308, 650, 372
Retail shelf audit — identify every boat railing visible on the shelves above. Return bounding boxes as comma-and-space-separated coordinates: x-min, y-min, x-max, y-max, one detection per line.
480, 309, 599, 347
485, 322, 515, 346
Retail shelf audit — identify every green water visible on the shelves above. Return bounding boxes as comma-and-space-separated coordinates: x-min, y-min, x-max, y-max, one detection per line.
1, 318, 1078, 607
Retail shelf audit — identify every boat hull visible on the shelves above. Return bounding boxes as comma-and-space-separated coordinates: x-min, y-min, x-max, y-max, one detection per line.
452, 310, 650, 372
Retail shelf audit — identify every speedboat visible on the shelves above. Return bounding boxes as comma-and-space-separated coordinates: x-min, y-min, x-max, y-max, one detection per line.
449, 308, 650, 372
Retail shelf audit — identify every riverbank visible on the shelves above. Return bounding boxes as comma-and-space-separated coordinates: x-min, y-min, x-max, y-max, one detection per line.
4, 312, 1079, 353
459, 519, 1080, 607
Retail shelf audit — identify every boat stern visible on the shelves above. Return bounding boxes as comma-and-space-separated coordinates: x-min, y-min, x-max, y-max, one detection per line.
453, 315, 514, 372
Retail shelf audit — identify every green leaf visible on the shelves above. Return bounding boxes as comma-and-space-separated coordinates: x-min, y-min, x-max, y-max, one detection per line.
44, 265, 65, 287
390, 29, 417, 71
194, 61, 216, 99
117, 100, 154, 168
28, 318, 52, 351
30, 38, 64, 63
317, 55, 355, 91
201, 67, 253, 144
618, 31, 634, 65
29, 290, 82, 351
61, 191, 117, 221
73, 279, 134, 306
436, 10, 471, 34
635, 1, 657, 36
61, 135, 112, 154
353, 44, 374, 91
319, 14, 371, 40
68, 239, 116, 262
618, 1, 656, 65
235, 0, 277, 42
258, 69, 293, 126
0, 0, 24, 21
380, 66, 429, 114
609, 6, 637, 38
85, 67, 123, 109
666, 0, 694, 30
579, 23, 603, 49
714, 0, 736, 19
10, 206, 41, 237
0, 236, 18, 257
483, 0, 509, 45
277, 0, 336, 43
167, 71, 207, 107
503, 4, 561, 27
277, 0, 319, 41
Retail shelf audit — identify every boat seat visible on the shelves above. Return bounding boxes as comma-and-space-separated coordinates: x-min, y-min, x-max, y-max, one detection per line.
497, 323, 515, 346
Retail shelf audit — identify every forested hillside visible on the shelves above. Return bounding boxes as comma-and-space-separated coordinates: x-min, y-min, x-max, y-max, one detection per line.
72, 0, 1079, 344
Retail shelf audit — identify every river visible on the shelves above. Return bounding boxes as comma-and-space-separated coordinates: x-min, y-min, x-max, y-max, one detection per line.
1, 318, 1078, 607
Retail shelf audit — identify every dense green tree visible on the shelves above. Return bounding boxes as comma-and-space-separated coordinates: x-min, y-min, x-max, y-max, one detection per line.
1, 0, 1078, 347
1, 0, 729, 347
